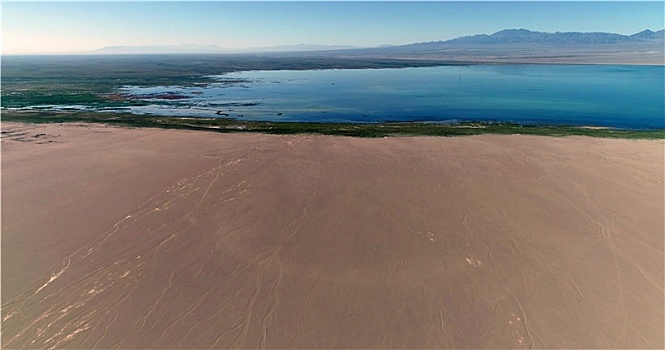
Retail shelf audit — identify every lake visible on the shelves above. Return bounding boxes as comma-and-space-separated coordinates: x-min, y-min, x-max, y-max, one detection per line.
100, 65, 665, 129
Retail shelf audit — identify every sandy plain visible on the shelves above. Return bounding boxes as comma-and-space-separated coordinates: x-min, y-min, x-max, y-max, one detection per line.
1, 122, 663, 349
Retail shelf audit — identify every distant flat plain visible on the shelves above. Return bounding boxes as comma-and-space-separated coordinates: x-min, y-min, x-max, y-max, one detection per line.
2, 122, 663, 348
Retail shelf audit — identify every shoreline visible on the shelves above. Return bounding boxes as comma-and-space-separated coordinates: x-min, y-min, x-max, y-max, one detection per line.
2, 110, 664, 139
3, 58, 662, 133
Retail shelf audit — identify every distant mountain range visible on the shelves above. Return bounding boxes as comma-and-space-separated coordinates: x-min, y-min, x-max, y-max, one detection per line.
407, 28, 664, 47
93, 29, 664, 64
349, 29, 664, 65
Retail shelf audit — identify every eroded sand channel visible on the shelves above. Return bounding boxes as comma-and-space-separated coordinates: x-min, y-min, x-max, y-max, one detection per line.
2, 122, 663, 349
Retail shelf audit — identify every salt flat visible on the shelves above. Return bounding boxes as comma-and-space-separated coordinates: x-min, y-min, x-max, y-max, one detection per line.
2, 122, 663, 349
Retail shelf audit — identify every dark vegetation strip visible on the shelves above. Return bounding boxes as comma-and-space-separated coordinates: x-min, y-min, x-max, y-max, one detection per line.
3, 111, 663, 139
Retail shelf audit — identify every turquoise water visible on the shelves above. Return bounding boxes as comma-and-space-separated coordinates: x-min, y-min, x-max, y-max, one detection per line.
119, 65, 663, 128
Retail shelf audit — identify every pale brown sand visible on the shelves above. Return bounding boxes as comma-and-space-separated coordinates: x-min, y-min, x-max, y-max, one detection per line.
2, 122, 663, 349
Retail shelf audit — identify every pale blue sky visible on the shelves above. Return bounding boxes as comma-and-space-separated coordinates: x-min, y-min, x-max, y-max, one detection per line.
3, 1, 664, 54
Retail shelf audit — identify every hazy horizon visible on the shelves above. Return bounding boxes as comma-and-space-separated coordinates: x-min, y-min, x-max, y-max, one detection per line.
3, 1, 664, 55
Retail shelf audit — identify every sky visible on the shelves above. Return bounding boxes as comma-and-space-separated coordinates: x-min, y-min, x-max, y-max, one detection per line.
2, 1, 664, 54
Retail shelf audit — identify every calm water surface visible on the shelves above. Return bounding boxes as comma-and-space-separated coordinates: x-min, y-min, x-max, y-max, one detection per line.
119, 65, 664, 129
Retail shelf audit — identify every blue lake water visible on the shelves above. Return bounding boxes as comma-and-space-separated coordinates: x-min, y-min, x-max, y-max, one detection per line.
117, 65, 664, 129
